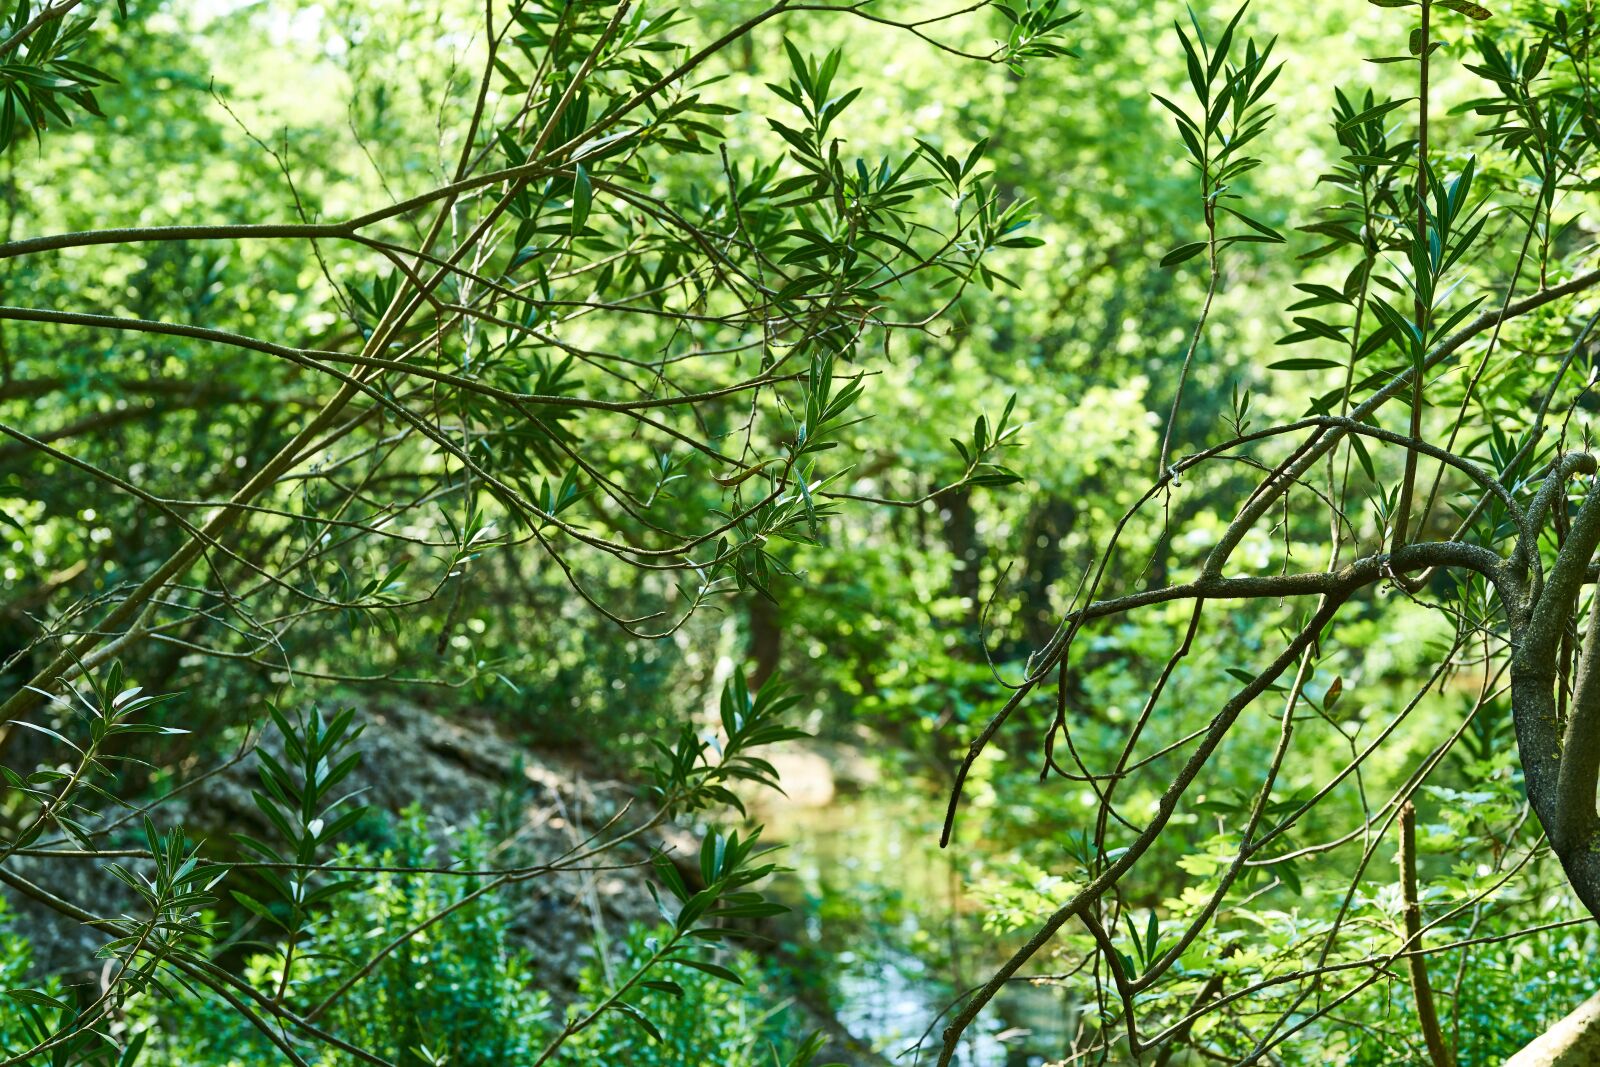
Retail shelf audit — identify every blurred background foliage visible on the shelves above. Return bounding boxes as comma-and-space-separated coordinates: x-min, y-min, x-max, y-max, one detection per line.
4, 0, 1600, 1064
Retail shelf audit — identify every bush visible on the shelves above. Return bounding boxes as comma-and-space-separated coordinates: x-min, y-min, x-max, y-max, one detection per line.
129, 810, 809, 1067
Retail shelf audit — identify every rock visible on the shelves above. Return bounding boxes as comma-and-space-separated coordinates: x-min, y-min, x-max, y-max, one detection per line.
1, 699, 889, 1065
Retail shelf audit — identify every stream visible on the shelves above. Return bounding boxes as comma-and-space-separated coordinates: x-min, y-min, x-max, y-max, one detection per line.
762, 788, 1081, 1066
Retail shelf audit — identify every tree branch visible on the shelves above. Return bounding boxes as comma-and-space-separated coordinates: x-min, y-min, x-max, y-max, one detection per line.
1400, 800, 1455, 1067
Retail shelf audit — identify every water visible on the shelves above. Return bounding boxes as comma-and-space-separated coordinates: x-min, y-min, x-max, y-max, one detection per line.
760, 788, 1081, 1066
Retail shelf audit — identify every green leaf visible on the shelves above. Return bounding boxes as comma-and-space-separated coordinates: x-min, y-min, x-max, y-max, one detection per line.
1161, 241, 1208, 267
4, 988, 70, 1010
676, 957, 745, 985
1269, 358, 1343, 371
608, 1001, 663, 1042
1437, 0, 1492, 19
571, 163, 591, 233
1336, 97, 1412, 131
641, 979, 685, 998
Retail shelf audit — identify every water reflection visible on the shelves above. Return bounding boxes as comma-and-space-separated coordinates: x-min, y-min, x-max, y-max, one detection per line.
761, 791, 1078, 1066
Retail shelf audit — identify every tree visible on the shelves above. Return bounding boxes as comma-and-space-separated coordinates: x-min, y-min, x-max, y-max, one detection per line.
8, 0, 1600, 1063
929, 2, 1600, 1063
0, 0, 1072, 1061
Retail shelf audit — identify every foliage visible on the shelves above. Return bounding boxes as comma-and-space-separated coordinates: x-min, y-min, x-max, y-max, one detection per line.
136, 812, 553, 1066
7, 0, 1600, 1064
564, 924, 810, 1067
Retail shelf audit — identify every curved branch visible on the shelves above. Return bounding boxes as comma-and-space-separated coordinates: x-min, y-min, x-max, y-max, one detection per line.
936, 593, 1351, 1066
1203, 268, 1600, 579
939, 539, 1507, 846
1516, 451, 1599, 599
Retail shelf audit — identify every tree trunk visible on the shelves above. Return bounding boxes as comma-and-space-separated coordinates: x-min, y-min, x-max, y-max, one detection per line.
941, 485, 983, 646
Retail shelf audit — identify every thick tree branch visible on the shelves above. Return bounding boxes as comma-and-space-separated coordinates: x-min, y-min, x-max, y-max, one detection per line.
1557, 587, 1600, 852
1513, 477, 1600, 914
